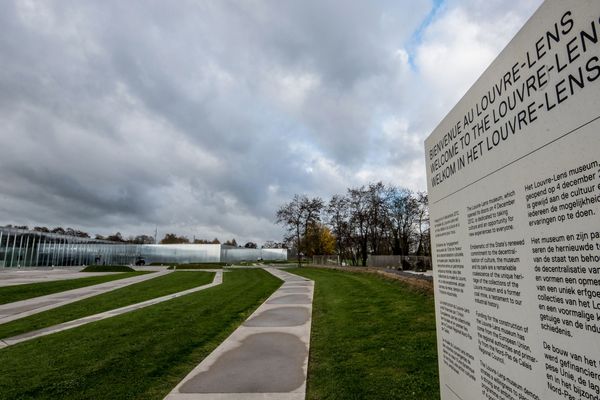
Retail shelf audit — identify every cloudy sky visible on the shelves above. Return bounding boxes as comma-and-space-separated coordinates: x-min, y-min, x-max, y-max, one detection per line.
0, 0, 543, 244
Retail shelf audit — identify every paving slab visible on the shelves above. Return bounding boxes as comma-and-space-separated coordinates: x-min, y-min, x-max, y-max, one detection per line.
0, 270, 171, 324
0, 271, 223, 349
164, 267, 314, 400
244, 307, 310, 327
180, 332, 306, 394
281, 281, 311, 287
279, 287, 310, 294
266, 294, 311, 305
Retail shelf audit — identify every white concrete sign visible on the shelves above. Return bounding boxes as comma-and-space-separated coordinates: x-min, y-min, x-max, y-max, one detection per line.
425, 1, 600, 399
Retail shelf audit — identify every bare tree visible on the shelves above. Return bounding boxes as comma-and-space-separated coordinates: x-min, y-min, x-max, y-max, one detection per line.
262, 240, 286, 249
276, 194, 323, 265
301, 197, 324, 239
387, 187, 417, 256
276, 195, 303, 261
347, 186, 370, 266
414, 192, 430, 256
326, 194, 352, 263
366, 182, 389, 256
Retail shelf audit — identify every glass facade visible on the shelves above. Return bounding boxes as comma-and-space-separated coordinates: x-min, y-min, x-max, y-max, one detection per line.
0, 227, 144, 267
0, 227, 287, 267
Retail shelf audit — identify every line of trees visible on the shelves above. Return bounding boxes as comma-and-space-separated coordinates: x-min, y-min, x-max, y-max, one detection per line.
158, 234, 260, 248
276, 182, 430, 266
3, 225, 93, 238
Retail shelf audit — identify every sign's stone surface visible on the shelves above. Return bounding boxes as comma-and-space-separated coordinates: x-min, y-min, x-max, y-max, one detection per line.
425, 1, 600, 399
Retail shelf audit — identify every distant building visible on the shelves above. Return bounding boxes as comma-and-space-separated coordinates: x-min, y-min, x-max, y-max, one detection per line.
0, 226, 287, 267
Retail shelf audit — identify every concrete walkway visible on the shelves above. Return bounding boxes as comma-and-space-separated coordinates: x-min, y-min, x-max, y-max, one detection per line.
0, 270, 172, 325
165, 267, 314, 400
0, 271, 223, 349
0, 268, 123, 287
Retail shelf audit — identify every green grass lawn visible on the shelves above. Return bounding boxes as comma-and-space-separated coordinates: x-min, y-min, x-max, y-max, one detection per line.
0, 269, 281, 400
80, 265, 136, 272
0, 272, 147, 305
168, 263, 225, 270
293, 267, 439, 400
0, 271, 215, 339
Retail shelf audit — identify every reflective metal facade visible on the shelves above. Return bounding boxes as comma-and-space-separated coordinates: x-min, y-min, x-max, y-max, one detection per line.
220, 246, 287, 262
142, 244, 222, 264
0, 227, 287, 267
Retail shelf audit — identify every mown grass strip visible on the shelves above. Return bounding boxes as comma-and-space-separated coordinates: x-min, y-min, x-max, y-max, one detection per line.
0, 269, 281, 400
0, 272, 147, 305
293, 267, 439, 400
80, 265, 136, 272
0, 271, 215, 339
168, 263, 224, 270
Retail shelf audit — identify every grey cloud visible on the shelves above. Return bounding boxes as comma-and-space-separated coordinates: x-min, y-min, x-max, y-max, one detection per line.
0, 0, 540, 243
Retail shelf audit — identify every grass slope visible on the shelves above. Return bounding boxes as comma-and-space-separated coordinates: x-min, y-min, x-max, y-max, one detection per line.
168, 263, 225, 270
0, 272, 146, 305
0, 269, 281, 400
0, 271, 215, 339
293, 268, 439, 400
81, 265, 136, 272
